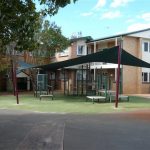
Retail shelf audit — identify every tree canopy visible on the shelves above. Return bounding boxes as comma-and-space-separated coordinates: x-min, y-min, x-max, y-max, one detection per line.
0, 0, 39, 51
39, 0, 77, 16
36, 20, 70, 56
0, 0, 77, 52
0, 0, 77, 70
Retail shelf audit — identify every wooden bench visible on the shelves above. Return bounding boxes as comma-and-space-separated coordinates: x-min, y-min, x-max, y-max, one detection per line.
86, 96, 106, 104
40, 94, 54, 100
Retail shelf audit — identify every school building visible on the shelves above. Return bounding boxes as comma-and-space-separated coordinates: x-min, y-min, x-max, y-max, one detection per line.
0, 28, 150, 94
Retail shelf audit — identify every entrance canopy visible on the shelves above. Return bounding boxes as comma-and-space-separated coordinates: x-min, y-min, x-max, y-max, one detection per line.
17, 61, 35, 73
35, 46, 150, 70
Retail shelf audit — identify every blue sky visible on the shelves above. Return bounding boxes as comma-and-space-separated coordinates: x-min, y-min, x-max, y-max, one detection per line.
45, 0, 150, 39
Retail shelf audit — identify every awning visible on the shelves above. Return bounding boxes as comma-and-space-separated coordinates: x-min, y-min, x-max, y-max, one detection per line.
17, 61, 35, 73
35, 46, 150, 70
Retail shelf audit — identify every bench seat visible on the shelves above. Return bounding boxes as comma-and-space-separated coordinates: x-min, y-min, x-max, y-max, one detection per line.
40, 94, 54, 100
86, 96, 106, 104
109, 94, 129, 103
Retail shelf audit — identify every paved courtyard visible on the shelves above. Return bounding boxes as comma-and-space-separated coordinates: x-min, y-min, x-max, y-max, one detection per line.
0, 109, 150, 150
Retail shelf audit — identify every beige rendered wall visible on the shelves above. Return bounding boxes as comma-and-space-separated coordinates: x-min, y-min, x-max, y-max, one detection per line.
50, 40, 87, 63
141, 84, 150, 93
122, 36, 142, 94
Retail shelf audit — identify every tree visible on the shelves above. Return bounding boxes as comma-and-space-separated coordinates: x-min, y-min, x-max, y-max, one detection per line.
0, 0, 77, 103
0, 0, 39, 51
0, 0, 77, 70
0, 0, 77, 52
39, 0, 77, 16
36, 20, 70, 57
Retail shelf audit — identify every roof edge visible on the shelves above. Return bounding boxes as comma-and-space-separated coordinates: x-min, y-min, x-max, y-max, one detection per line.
88, 28, 150, 43
70, 36, 93, 43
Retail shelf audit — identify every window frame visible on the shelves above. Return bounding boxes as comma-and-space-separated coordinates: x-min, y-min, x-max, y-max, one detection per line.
144, 42, 148, 52
77, 45, 86, 56
143, 41, 150, 52
142, 72, 149, 83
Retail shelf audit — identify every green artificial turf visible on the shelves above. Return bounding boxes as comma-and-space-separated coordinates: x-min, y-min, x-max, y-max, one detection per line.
0, 93, 150, 113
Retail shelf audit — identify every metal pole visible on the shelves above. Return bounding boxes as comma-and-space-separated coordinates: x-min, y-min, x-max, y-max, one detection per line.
86, 64, 88, 95
95, 67, 97, 92
115, 45, 121, 108
100, 67, 102, 89
12, 48, 19, 104
64, 69, 65, 95
81, 65, 83, 95
11, 59, 15, 96
14, 62, 19, 104
67, 71, 69, 95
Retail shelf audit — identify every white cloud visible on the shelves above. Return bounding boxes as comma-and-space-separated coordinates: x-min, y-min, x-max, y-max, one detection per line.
126, 19, 135, 23
94, 0, 106, 10
81, 12, 93, 17
127, 23, 150, 32
140, 13, 150, 22
110, 0, 133, 8
101, 10, 121, 19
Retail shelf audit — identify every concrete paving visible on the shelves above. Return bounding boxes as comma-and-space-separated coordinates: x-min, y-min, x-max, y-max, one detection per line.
0, 109, 150, 150
0, 109, 65, 150
64, 113, 150, 150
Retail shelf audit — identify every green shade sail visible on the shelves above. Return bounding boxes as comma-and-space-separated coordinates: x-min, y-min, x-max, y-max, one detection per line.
35, 46, 150, 70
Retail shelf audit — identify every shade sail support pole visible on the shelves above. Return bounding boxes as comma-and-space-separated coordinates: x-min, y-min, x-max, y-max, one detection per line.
14, 62, 19, 104
115, 45, 121, 108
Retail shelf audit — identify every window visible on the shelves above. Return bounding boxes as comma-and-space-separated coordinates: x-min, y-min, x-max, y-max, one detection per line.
77, 45, 86, 55
144, 72, 148, 82
143, 41, 150, 52
144, 42, 148, 52
142, 72, 148, 82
